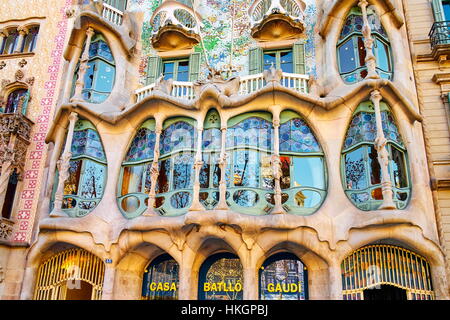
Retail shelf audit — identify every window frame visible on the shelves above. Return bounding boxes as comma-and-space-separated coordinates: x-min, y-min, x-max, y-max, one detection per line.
162, 58, 190, 82
263, 48, 294, 73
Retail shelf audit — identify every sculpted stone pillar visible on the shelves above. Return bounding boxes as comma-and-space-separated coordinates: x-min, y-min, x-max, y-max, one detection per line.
190, 126, 204, 211
216, 125, 229, 210
101, 264, 116, 300
0, 135, 17, 213
271, 116, 286, 214
70, 27, 95, 103
243, 267, 258, 300
358, 0, 379, 80
50, 112, 78, 217
178, 266, 194, 300
328, 261, 343, 300
14, 27, 27, 53
370, 90, 396, 210
144, 122, 162, 216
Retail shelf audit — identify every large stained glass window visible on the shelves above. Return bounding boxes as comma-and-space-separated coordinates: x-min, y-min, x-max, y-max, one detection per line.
225, 113, 274, 215
259, 253, 308, 300
198, 253, 243, 300
342, 101, 410, 211
342, 244, 434, 300
275, 110, 326, 215
155, 118, 197, 215
118, 119, 156, 218
200, 109, 222, 209
72, 32, 115, 104
337, 7, 393, 84
51, 119, 107, 217
142, 254, 179, 300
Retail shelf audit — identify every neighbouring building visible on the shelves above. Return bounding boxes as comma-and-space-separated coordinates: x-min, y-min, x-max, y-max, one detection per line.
0, 0, 449, 300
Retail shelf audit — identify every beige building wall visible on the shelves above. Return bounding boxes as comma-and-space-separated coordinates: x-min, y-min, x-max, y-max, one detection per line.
403, 0, 450, 272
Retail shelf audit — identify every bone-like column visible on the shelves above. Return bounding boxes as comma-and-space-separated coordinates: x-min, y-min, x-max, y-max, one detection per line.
216, 125, 229, 210
359, 0, 379, 80
370, 90, 396, 210
271, 116, 286, 214
70, 27, 95, 102
190, 126, 205, 211
50, 112, 79, 217
144, 122, 162, 216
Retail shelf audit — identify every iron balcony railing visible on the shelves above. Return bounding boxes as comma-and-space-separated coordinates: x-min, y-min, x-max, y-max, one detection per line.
429, 21, 450, 50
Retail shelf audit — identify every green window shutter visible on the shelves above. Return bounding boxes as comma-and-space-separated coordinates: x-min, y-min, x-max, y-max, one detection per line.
248, 47, 263, 75
188, 52, 201, 82
431, 0, 445, 21
293, 43, 306, 74
146, 55, 162, 85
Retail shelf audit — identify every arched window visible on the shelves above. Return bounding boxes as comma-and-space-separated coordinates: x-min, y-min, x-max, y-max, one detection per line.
2, 89, 29, 115
275, 111, 326, 214
72, 33, 115, 104
198, 253, 243, 300
22, 26, 39, 53
34, 248, 105, 300
156, 118, 197, 215
1, 169, 19, 220
51, 119, 107, 217
341, 244, 434, 300
226, 112, 274, 214
337, 7, 393, 84
200, 109, 222, 209
342, 101, 410, 211
259, 253, 308, 300
142, 254, 179, 300
2, 30, 18, 55
118, 119, 156, 218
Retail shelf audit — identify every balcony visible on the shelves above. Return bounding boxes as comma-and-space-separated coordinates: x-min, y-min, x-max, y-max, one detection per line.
135, 71, 309, 102
101, 2, 124, 26
429, 21, 450, 63
248, 0, 306, 41
150, 0, 201, 51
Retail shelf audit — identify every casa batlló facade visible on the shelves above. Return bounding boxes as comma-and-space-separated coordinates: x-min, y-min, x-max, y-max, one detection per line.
0, 0, 450, 301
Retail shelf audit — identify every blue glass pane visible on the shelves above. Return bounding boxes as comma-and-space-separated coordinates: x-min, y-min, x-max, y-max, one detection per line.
292, 157, 325, 189
164, 62, 174, 80
83, 61, 95, 89
94, 60, 115, 93
202, 128, 221, 150
263, 53, 276, 70
232, 150, 259, 188
160, 121, 196, 155
445, 2, 450, 20
280, 51, 293, 73
279, 118, 321, 153
172, 153, 194, 190
177, 61, 189, 82
80, 160, 106, 199
339, 38, 357, 74
375, 39, 390, 72
344, 147, 367, 190
125, 128, 156, 162
71, 129, 106, 161
227, 117, 273, 150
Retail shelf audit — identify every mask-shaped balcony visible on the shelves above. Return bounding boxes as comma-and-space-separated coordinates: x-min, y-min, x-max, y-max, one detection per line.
249, 0, 306, 41
150, 0, 201, 51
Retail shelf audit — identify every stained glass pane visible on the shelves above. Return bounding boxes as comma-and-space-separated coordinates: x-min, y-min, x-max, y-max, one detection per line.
125, 128, 156, 162
142, 256, 179, 300
72, 129, 106, 161
160, 121, 196, 155
280, 118, 321, 153
202, 128, 221, 151
95, 60, 115, 93
5, 89, 28, 114
227, 117, 273, 150
199, 254, 243, 300
260, 254, 307, 300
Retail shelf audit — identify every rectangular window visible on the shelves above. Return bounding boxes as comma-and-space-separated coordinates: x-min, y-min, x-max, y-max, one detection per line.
263, 49, 293, 73
163, 58, 190, 81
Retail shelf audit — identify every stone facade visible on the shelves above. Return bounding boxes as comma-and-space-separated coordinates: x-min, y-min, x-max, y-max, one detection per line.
0, 0, 449, 300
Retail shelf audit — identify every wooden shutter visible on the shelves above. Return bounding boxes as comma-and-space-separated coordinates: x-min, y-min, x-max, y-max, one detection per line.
145, 55, 162, 85
248, 47, 263, 75
188, 52, 201, 82
293, 43, 306, 74
431, 0, 445, 21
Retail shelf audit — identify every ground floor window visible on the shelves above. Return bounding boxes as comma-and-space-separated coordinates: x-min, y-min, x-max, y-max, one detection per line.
142, 254, 179, 300
198, 253, 243, 300
341, 244, 434, 300
259, 253, 308, 300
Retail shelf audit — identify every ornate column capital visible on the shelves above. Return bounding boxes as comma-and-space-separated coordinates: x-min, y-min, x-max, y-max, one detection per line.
358, 0, 369, 10
17, 26, 28, 36
86, 27, 95, 38
370, 90, 382, 104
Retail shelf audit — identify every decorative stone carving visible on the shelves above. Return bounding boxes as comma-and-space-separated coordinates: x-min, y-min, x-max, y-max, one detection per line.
0, 218, 14, 241
15, 70, 25, 82
263, 65, 283, 84
358, 0, 380, 80
18, 59, 27, 68
1, 80, 11, 89
0, 61, 6, 70
154, 75, 173, 95
193, 67, 241, 97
